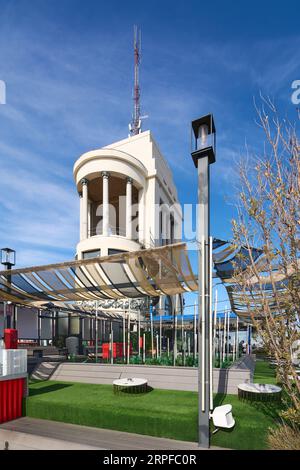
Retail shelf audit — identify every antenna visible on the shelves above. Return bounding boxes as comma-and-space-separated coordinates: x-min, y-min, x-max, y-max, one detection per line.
129, 25, 142, 137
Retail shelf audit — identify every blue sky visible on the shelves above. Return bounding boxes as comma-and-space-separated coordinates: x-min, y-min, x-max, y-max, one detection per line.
0, 0, 299, 312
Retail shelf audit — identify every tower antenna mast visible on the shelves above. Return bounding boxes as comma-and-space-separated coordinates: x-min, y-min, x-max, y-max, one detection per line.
129, 25, 142, 136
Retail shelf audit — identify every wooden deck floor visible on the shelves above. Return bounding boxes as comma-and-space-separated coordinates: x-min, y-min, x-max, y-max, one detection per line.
0, 417, 209, 450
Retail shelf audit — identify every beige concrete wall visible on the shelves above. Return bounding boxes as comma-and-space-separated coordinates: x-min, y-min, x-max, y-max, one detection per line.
50, 356, 255, 395
76, 235, 141, 259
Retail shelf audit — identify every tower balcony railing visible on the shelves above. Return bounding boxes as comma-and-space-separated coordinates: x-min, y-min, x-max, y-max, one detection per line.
86, 227, 167, 251
88, 225, 126, 237
88, 225, 133, 239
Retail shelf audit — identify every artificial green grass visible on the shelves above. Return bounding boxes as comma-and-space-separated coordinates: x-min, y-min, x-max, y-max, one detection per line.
253, 359, 278, 385
211, 393, 281, 449
27, 382, 198, 442
26, 361, 281, 450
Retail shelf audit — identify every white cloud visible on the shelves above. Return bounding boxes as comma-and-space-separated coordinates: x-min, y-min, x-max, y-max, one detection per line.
0, 163, 78, 256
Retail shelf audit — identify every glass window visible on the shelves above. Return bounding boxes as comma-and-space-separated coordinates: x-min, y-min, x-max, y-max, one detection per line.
108, 249, 127, 255
82, 249, 101, 259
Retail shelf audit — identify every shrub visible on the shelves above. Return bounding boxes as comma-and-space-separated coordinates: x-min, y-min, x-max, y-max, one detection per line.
52, 335, 66, 349
280, 407, 300, 427
267, 424, 300, 450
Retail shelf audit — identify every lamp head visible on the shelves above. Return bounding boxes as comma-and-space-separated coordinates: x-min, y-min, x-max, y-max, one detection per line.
191, 114, 216, 167
1, 248, 16, 268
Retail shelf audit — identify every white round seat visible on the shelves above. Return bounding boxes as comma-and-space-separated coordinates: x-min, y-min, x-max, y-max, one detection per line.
238, 382, 282, 402
238, 383, 281, 394
113, 377, 148, 394
113, 378, 147, 387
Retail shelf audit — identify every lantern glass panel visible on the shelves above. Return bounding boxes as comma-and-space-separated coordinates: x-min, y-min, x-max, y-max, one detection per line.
196, 125, 214, 151
1, 248, 16, 266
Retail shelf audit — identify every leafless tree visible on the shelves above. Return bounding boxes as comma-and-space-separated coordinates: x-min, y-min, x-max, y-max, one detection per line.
231, 97, 300, 423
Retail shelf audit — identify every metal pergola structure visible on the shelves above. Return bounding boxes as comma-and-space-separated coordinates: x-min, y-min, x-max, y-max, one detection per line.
0, 238, 286, 322
0, 243, 197, 306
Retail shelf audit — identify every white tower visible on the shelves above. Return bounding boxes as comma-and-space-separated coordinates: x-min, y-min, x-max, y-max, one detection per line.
73, 131, 183, 316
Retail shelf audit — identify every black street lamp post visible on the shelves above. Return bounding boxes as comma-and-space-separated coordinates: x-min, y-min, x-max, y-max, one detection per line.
1, 247, 16, 329
191, 114, 216, 449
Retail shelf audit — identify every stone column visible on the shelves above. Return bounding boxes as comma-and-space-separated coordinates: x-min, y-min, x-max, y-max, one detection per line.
126, 177, 133, 239
88, 200, 91, 236
161, 205, 167, 244
79, 192, 83, 241
102, 172, 110, 236
81, 179, 88, 240
138, 188, 145, 245
165, 209, 170, 244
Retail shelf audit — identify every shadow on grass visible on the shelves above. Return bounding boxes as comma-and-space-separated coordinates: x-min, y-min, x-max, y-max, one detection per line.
214, 392, 282, 422
249, 400, 283, 421
29, 383, 73, 397
211, 425, 236, 436
213, 393, 227, 407
114, 385, 154, 396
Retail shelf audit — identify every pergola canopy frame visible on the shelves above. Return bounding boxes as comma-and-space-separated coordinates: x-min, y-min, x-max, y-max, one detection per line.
0, 243, 197, 308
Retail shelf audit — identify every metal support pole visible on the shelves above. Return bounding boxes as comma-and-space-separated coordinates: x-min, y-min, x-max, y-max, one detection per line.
183, 330, 186, 366
248, 324, 252, 354
222, 311, 226, 362
173, 296, 178, 366
109, 331, 112, 363
95, 302, 98, 363
3, 302, 7, 335
7, 268, 12, 329
13, 304, 17, 330
213, 290, 218, 361
218, 316, 221, 359
227, 309, 230, 360
159, 315, 162, 357
233, 330, 236, 362
138, 309, 141, 357
182, 314, 184, 365
38, 309, 41, 345
123, 314, 126, 362
193, 301, 197, 361
150, 302, 154, 358
209, 237, 213, 411
110, 322, 114, 365
197, 155, 211, 449
159, 296, 163, 356
143, 332, 146, 363
51, 311, 55, 344
127, 312, 131, 364
236, 316, 239, 359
